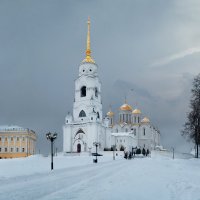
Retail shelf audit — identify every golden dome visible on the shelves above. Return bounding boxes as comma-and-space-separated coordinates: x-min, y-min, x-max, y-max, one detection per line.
120, 104, 133, 111
141, 117, 150, 123
132, 108, 141, 114
107, 111, 114, 117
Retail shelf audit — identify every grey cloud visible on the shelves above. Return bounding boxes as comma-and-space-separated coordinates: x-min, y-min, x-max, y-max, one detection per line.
150, 47, 200, 67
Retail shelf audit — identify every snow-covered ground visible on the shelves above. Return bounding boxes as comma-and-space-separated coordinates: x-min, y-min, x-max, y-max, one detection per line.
0, 151, 200, 200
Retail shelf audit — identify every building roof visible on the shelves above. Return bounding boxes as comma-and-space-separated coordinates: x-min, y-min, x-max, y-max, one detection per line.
111, 132, 133, 137
0, 125, 28, 132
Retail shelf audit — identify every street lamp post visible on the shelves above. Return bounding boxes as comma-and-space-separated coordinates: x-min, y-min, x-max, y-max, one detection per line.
93, 142, 100, 163
46, 132, 57, 170
113, 137, 117, 160
112, 145, 116, 160
88, 147, 92, 156
172, 147, 174, 159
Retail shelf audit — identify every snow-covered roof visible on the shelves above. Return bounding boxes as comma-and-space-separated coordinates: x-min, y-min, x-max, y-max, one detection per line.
111, 132, 133, 137
0, 125, 27, 132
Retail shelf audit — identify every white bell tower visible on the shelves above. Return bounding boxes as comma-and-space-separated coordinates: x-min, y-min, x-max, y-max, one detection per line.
63, 17, 104, 153
73, 17, 102, 122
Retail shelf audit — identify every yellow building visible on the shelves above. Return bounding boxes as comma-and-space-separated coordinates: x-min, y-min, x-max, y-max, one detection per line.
0, 125, 36, 159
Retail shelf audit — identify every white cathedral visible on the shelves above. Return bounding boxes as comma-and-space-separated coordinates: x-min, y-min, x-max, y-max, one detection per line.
63, 18, 160, 153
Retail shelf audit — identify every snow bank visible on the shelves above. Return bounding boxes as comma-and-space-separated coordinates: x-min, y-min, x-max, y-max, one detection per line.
0, 151, 124, 179
0, 151, 200, 200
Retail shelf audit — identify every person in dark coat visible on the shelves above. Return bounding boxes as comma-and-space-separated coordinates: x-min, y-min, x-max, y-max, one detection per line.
142, 148, 146, 156
128, 151, 132, 159
124, 151, 128, 159
146, 149, 150, 156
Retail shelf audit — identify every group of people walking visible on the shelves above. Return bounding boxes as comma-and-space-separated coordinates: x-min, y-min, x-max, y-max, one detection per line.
124, 147, 150, 159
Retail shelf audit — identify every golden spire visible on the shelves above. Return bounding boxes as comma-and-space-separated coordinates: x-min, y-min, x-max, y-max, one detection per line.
82, 17, 95, 63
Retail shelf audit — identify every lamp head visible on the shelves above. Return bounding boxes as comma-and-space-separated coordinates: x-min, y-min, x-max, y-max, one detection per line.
53, 133, 57, 139
93, 142, 100, 146
46, 132, 51, 140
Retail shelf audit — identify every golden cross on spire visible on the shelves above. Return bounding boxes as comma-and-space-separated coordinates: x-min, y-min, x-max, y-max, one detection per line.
82, 17, 95, 63
124, 95, 127, 104
109, 104, 112, 111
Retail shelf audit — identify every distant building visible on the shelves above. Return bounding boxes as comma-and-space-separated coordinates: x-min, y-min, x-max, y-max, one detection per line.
0, 125, 36, 159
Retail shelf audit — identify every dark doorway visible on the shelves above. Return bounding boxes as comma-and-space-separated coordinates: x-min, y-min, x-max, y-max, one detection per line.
77, 143, 81, 153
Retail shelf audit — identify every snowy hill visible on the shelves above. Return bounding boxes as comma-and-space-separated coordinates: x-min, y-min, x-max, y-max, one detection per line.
0, 151, 200, 200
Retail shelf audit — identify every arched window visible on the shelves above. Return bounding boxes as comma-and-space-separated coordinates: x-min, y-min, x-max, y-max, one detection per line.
79, 110, 86, 117
74, 129, 85, 139
77, 129, 84, 134
95, 87, 98, 97
143, 128, 146, 136
80, 86, 86, 97
97, 112, 100, 119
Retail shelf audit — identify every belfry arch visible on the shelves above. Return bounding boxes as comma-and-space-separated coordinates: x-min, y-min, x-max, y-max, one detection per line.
80, 86, 86, 97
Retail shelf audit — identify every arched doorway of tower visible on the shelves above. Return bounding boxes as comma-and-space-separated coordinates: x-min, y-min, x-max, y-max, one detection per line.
73, 129, 87, 152
77, 143, 81, 153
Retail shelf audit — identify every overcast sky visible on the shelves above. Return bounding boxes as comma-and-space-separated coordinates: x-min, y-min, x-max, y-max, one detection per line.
0, 0, 200, 154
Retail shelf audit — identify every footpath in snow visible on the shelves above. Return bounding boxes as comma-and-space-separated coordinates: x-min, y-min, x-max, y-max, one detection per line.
0, 151, 200, 200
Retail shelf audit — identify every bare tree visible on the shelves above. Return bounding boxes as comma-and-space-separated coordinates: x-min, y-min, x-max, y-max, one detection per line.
182, 73, 200, 158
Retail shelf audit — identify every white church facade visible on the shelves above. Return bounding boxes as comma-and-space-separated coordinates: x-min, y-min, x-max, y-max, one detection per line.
63, 18, 160, 153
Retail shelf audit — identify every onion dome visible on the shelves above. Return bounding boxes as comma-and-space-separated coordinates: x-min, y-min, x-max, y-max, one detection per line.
119, 103, 133, 111
107, 111, 114, 117
132, 108, 141, 114
141, 117, 150, 123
